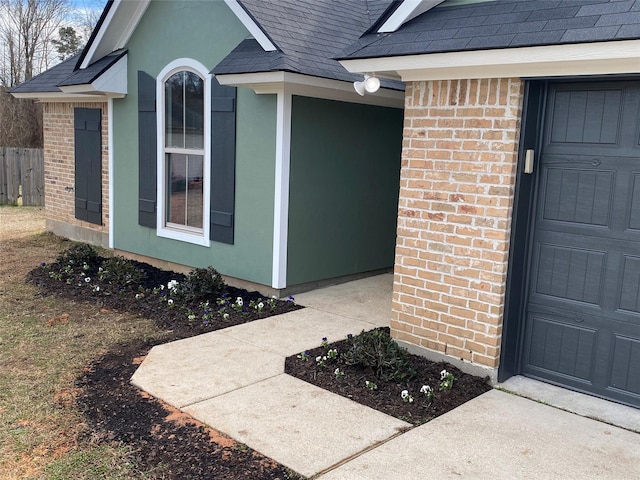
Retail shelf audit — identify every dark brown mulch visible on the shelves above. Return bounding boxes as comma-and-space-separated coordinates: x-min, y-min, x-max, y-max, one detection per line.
27, 258, 305, 480
27, 258, 301, 335
75, 339, 299, 480
285, 332, 492, 426
27, 253, 491, 479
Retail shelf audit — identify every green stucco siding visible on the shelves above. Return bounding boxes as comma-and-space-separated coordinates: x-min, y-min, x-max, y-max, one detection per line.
287, 96, 403, 286
112, 0, 276, 285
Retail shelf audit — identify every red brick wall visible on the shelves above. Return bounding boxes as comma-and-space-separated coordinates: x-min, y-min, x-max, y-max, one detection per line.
42, 102, 109, 235
392, 78, 524, 370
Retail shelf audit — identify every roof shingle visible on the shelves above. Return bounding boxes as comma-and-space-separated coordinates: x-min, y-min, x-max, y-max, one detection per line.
340, 0, 640, 60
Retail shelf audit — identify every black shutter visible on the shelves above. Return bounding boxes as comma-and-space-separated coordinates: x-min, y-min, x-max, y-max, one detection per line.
74, 107, 102, 225
210, 76, 237, 244
138, 70, 157, 228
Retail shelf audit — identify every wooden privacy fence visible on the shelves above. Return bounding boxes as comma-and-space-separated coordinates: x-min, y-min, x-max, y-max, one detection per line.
0, 147, 44, 205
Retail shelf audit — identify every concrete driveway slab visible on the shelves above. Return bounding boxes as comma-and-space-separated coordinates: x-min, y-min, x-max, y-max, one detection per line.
295, 273, 392, 328
183, 374, 411, 478
219, 308, 377, 356
318, 389, 640, 480
131, 332, 283, 408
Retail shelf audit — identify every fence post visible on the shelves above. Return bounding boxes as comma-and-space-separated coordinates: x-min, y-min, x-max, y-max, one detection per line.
0, 148, 6, 204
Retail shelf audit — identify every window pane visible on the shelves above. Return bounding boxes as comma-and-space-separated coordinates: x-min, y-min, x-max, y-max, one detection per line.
166, 153, 203, 229
165, 72, 184, 148
184, 71, 204, 149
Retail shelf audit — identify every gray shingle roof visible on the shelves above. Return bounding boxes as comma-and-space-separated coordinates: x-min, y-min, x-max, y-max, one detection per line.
10, 55, 79, 93
10, 51, 125, 93
213, 0, 400, 86
340, 0, 640, 60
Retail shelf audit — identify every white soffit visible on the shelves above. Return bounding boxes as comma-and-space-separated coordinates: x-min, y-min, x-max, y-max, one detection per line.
378, 0, 446, 33
223, 0, 277, 52
10, 92, 110, 102
81, 0, 150, 69
340, 40, 640, 81
215, 71, 404, 108
59, 55, 128, 96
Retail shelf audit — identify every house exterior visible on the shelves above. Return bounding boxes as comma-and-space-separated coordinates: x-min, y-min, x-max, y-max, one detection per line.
13, 0, 640, 409
12, 0, 405, 294
339, 0, 640, 408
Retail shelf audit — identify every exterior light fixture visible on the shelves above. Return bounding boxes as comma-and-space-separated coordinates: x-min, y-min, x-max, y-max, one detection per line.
354, 74, 381, 96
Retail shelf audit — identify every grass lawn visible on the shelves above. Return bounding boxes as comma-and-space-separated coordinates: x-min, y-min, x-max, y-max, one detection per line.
0, 207, 166, 479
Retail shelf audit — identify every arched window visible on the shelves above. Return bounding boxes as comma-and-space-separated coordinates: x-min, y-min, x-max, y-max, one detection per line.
157, 60, 210, 245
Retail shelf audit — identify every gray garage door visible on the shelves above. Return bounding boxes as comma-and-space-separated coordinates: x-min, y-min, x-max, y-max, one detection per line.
522, 81, 640, 407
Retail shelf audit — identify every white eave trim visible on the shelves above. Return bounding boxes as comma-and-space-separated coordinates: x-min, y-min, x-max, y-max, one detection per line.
10, 91, 113, 102
215, 71, 404, 108
378, 0, 446, 33
223, 0, 277, 52
340, 40, 640, 81
59, 55, 128, 96
80, 0, 149, 69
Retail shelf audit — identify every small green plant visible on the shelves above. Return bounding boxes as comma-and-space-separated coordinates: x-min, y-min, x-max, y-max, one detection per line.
401, 389, 414, 403
365, 380, 378, 390
439, 369, 455, 391
176, 266, 226, 302
97, 256, 146, 287
342, 329, 416, 382
420, 384, 435, 400
55, 243, 100, 271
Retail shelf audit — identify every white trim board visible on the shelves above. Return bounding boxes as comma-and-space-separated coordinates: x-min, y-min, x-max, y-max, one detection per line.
59, 55, 128, 96
10, 92, 116, 101
378, 0, 446, 33
81, 0, 150, 69
223, 0, 277, 52
340, 40, 640, 81
271, 89, 292, 289
108, 98, 114, 249
215, 71, 404, 109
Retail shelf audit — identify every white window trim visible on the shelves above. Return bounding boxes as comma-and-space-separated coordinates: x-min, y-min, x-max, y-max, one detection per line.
156, 58, 211, 247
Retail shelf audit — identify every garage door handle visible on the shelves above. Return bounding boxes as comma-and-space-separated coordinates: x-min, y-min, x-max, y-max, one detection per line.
524, 149, 535, 174
575, 316, 584, 323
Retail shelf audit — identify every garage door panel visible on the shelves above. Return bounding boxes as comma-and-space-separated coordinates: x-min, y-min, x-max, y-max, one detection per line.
609, 335, 640, 396
534, 244, 605, 306
550, 89, 622, 145
526, 314, 596, 381
541, 166, 613, 226
619, 255, 640, 314
627, 174, 640, 230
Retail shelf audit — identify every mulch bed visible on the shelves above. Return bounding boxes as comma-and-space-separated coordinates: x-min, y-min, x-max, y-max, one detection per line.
284, 333, 492, 426
27, 250, 492, 479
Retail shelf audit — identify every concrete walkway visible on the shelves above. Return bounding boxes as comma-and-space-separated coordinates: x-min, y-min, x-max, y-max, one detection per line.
132, 274, 640, 479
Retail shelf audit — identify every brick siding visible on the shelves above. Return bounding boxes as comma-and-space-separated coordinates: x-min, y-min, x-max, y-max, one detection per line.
392, 78, 524, 370
42, 102, 109, 234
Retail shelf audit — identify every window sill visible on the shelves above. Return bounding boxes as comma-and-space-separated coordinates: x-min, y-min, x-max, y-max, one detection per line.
157, 226, 210, 247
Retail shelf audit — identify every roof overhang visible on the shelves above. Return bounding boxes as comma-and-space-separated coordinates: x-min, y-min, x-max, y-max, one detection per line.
340, 40, 640, 81
10, 92, 114, 102
223, 0, 277, 51
215, 71, 404, 108
377, 0, 446, 33
61, 54, 127, 96
80, 0, 149, 69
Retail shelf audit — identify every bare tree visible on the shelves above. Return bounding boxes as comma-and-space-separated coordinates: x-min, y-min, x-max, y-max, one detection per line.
0, 0, 72, 148
72, 0, 103, 43
0, 0, 71, 87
